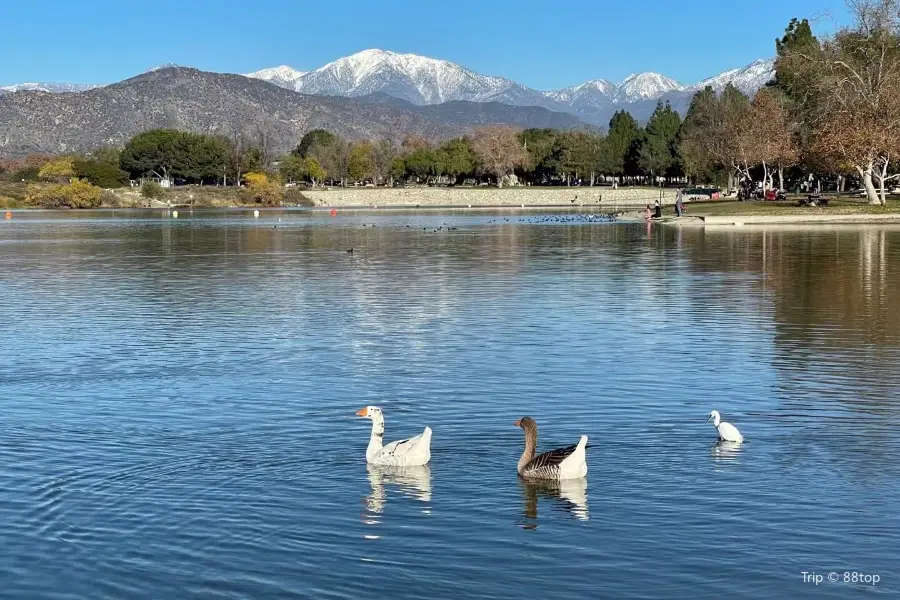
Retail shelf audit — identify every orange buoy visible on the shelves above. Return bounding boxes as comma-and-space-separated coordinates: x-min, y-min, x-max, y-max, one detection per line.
4, 210, 11, 220
330, 209, 337, 217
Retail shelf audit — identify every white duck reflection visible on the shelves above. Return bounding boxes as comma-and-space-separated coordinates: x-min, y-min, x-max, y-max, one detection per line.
519, 476, 589, 528
365, 463, 432, 514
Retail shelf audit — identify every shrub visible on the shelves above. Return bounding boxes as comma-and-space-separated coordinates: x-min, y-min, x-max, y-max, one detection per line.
99, 189, 123, 207
5, 166, 42, 182
26, 179, 103, 209
0, 195, 24, 209
243, 172, 284, 206
38, 157, 76, 182
73, 159, 129, 188
141, 180, 166, 200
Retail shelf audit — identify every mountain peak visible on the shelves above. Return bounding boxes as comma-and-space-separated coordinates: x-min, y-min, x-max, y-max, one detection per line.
616, 72, 683, 102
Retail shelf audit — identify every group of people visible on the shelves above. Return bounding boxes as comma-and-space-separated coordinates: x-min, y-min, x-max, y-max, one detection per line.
644, 189, 686, 220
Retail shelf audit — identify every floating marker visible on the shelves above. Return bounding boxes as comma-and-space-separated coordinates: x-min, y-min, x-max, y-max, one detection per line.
172, 210, 179, 218
253, 209, 260, 218
330, 209, 337, 217
4, 210, 11, 220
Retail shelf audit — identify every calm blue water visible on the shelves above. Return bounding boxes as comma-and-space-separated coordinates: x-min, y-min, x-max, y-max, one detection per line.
1, 209, 898, 599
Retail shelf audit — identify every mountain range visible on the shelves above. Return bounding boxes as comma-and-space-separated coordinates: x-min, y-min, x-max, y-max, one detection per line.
0, 50, 775, 156
0, 67, 586, 156
244, 49, 776, 125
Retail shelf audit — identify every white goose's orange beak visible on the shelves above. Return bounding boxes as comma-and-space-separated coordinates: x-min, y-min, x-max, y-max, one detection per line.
356, 408, 368, 417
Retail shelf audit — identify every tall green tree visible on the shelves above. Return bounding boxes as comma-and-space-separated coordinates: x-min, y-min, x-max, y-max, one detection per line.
442, 138, 477, 182
519, 129, 566, 184
602, 111, 642, 178
296, 129, 337, 158
639, 101, 683, 181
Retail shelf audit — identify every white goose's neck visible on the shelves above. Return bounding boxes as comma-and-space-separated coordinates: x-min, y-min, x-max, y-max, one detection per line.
366, 415, 385, 461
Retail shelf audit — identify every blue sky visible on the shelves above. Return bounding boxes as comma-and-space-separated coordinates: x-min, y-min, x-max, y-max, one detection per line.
3, 0, 849, 89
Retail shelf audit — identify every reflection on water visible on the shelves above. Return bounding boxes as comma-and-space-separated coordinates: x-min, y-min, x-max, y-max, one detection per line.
364, 464, 433, 515
518, 477, 589, 528
710, 440, 744, 465
2, 211, 900, 599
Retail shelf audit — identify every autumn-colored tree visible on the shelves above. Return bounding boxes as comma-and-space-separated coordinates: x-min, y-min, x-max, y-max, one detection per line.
780, 0, 900, 203
679, 85, 750, 186
470, 126, 528, 187
38, 157, 75, 182
747, 88, 799, 190
243, 172, 284, 206
304, 157, 326, 187
27, 179, 102, 209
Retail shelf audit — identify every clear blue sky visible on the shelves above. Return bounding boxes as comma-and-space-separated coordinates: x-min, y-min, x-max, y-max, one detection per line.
3, 0, 849, 89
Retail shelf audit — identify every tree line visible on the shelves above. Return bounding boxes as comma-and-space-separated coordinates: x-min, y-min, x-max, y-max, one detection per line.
682, 1, 900, 205
0, 108, 687, 190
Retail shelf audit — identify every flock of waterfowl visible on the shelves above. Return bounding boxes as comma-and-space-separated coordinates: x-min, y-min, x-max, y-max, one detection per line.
356, 406, 743, 478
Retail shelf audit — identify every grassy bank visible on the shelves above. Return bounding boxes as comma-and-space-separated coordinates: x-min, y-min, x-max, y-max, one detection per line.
685, 198, 900, 217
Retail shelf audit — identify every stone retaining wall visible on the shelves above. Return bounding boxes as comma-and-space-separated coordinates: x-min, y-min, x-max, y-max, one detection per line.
301, 187, 676, 208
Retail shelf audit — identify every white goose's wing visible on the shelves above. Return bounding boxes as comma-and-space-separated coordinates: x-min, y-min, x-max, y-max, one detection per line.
375, 427, 432, 465
381, 428, 428, 456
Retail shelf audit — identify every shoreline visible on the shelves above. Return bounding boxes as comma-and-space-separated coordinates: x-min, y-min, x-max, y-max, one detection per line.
665, 214, 900, 226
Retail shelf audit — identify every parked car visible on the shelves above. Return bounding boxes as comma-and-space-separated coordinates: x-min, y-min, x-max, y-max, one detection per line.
682, 187, 721, 200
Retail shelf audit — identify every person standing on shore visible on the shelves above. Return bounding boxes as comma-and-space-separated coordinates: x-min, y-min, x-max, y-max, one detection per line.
675, 189, 684, 217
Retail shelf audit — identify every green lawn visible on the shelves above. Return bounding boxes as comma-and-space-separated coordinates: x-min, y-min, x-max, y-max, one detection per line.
686, 197, 900, 217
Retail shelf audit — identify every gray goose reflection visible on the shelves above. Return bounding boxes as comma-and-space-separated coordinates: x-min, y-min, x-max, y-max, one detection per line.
518, 477, 589, 528
365, 463, 432, 515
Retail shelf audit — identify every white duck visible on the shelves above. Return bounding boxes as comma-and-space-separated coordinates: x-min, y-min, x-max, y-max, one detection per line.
356, 406, 431, 466
708, 410, 743, 443
514, 416, 587, 480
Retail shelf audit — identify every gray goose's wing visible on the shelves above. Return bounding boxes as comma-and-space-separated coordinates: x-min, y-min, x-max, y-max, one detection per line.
523, 444, 578, 478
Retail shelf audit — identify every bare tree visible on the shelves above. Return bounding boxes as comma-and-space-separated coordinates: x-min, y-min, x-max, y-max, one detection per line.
229, 129, 250, 185
470, 126, 528, 187
372, 139, 398, 186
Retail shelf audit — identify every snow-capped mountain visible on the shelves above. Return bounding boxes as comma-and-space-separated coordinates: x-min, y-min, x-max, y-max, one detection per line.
245, 50, 774, 126
0, 82, 98, 94
2, 50, 776, 127
546, 79, 616, 109
686, 58, 776, 95
613, 73, 684, 103
245, 65, 306, 90
273, 49, 530, 105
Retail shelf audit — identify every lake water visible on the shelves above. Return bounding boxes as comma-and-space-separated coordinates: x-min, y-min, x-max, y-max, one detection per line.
1, 209, 898, 599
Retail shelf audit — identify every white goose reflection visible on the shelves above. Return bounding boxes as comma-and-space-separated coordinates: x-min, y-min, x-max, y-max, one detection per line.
365, 463, 432, 515
519, 477, 589, 528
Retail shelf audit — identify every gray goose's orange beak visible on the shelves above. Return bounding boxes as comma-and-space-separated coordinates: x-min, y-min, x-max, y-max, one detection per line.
513, 419, 521, 427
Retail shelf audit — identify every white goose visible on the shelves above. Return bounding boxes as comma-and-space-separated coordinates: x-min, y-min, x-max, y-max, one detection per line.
708, 410, 743, 443
515, 416, 587, 480
356, 406, 431, 466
